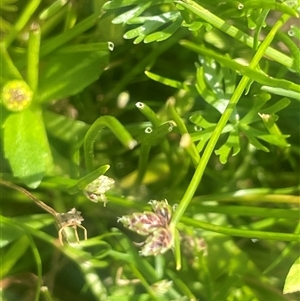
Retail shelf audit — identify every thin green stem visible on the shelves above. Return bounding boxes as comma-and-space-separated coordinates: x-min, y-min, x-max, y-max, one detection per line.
0, 179, 57, 216
193, 205, 299, 219
167, 270, 197, 301
261, 86, 300, 101
38, 0, 68, 20
40, 14, 99, 57
175, 0, 295, 70
135, 102, 175, 184
180, 41, 300, 93
130, 264, 160, 301
136, 143, 151, 185
171, 13, 291, 226
167, 97, 200, 165
40, 287, 55, 301
26, 232, 42, 301
194, 191, 300, 205
84, 116, 137, 171
0, 45, 23, 80
64, 1, 77, 30
3, 0, 41, 48
40, 5, 69, 38
27, 22, 41, 94
264, 223, 300, 274
135, 102, 161, 127
181, 217, 300, 242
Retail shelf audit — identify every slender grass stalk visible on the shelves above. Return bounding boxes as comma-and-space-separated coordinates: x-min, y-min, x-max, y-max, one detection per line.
39, 0, 68, 20
3, 0, 41, 47
175, 0, 295, 70
264, 223, 300, 274
27, 22, 41, 94
167, 270, 197, 300
0, 179, 57, 216
130, 264, 160, 301
181, 217, 300, 241
193, 205, 299, 219
167, 97, 200, 165
26, 232, 43, 301
171, 13, 292, 227
136, 102, 161, 127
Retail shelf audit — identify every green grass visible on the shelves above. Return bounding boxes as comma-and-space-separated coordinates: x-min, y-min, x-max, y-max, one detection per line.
0, 0, 299, 300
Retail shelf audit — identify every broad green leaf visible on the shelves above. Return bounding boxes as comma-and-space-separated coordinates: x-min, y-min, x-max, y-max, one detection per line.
44, 111, 89, 143
283, 257, 300, 294
37, 43, 111, 103
3, 109, 53, 188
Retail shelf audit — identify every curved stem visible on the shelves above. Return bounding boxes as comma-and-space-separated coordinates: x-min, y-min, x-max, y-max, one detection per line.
84, 116, 137, 171
0, 179, 57, 216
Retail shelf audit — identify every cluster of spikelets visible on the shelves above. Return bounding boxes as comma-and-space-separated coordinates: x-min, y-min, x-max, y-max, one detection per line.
57, 175, 173, 256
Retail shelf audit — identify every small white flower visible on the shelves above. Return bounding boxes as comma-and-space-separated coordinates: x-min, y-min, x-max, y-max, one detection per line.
83, 175, 115, 206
